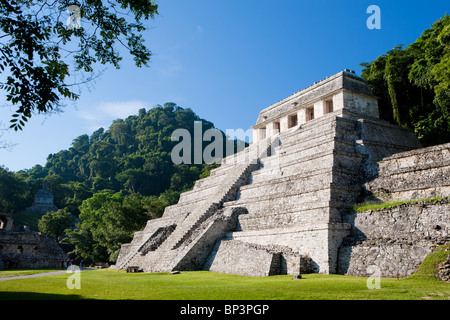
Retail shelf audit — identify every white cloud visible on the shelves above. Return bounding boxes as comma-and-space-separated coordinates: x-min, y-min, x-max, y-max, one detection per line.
77, 100, 149, 131
154, 56, 183, 78
97, 100, 147, 119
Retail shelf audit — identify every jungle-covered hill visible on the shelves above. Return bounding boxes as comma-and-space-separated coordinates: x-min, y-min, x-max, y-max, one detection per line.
360, 14, 450, 146
1, 103, 239, 263
1, 103, 226, 216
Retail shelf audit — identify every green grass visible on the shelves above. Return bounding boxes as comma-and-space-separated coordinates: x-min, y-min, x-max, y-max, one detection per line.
0, 269, 60, 278
412, 243, 450, 278
353, 196, 446, 212
0, 269, 449, 300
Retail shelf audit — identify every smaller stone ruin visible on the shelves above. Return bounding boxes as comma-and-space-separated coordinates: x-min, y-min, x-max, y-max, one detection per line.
0, 212, 67, 270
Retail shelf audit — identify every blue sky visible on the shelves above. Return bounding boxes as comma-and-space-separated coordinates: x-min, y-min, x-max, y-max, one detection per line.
0, 0, 448, 172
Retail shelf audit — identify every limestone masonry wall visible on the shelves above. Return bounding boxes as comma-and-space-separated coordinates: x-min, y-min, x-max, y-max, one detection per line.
366, 143, 450, 202
339, 198, 450, 277
338, 143, 450, 278
206, 239, 310, 277
0, 226, 67, 269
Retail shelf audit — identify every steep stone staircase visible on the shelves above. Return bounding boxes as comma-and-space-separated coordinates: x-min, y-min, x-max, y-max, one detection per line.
114, 224, 176, 270
161, 163, 256, 251
116, 136, 277, 272
152, 162, 265, 272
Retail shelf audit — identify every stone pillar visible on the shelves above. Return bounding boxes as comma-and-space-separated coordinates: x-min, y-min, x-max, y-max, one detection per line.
252, 128, 260, 143
298, 108, 306, 126
333, 91, 344, 112
314, 100, 324, 119
280, 116, 289, 132
0, 213, 13, 231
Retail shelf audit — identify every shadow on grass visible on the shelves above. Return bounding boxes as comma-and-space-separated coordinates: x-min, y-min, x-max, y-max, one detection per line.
0, 291, 83, 300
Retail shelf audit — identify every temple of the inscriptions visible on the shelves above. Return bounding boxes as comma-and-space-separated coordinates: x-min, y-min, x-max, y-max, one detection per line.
115, 70, 449, 277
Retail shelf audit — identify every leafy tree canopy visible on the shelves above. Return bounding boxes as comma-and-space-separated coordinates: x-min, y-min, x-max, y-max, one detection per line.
65, 192, 151, 263
38, 207, 76, 241
0, 0, 158, 130
360, 14, 450, 146
0, 103, 222, 215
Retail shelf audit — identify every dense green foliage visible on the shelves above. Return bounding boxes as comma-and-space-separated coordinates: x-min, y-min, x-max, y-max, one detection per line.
0, 166, 32, 213
1, 103, 218, 212
0, 0, 158, 130
361, 15, 450, 146
0, 103, 225, 263
38, 208, 76, 241
66, 192, 154, 263
41, 103, 217, 202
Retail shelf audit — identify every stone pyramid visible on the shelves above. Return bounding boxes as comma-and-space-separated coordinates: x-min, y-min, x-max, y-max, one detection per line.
115, 71, 421, 276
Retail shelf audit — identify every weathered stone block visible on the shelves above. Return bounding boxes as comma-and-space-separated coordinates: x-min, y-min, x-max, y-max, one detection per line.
339, 198, 450, 277
207, 240, 294, 277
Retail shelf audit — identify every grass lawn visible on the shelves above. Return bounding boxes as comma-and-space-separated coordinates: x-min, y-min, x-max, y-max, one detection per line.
0, 269, 449, 300
0, 269, 61, 278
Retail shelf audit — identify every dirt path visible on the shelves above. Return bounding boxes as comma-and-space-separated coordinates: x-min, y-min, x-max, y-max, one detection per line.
0, 269, 92, 281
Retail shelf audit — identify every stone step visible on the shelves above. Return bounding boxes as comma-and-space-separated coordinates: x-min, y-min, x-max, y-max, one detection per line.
236, 208, 331, 231
222, 138, 273, 166
377, 158, 450, 177
163, 163, 255, 252
192, 162, 252, 192
275, 140, 335, 163
175, 165, 255, 247
115, 248, 138, 270
116, 221, 178, 270
278, 128, 336, 153
276, 134, 359, 166
194, 169, 235, 189
179, 184, 220, 203
127, 252, 144, 268
244, 166, 359, 195
141, 250, 177, 273
171, 203, 221, 250
251, 151, 335, 184
277, 116, 361, 154
226, 187, 332, 215
178, 167, 248, 203
209, 162, 240, 176
240, 171, 333, 201
227, 221, 350, 243
267, 148, 365, 180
